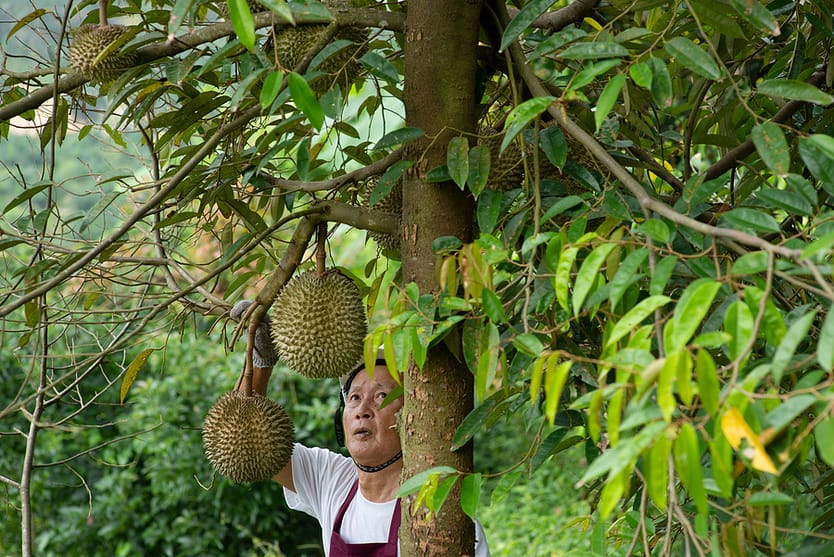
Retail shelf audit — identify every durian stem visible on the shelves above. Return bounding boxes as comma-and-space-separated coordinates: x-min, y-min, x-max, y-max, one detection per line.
241, 325, 257, 397
99, 0, 108, 27
315, 222, 327, 276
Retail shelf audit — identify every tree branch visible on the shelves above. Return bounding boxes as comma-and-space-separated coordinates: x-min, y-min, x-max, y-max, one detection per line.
506, 0, 601, 32
264, 148, 403, 192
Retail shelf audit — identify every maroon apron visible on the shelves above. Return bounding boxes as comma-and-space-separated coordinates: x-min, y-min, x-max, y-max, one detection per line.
330, 479, 401, 557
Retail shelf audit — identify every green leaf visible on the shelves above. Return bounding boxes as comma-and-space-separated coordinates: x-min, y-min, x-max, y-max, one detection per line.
259, 70, 285, 109
374, 127, 424, 151
360, 51, 399, 83
539, 125, 567, 168
447, 136, 469, 189
695, 349, 720, 417
501, 97, 555, 153
288, 72, 324, 129
674, 422, 708, 515
664, 37, 721, 80
728, 0, 780, 35
664, 278, 721, 353
373, 160, 412, 206
724, 300, 754, 364
815, 416, 834, 466
475, 322, 500, 402
758, 79, 834, 105
451, 399, 496, 451
258, 0, 294, 23
4, 182, 51, 214
573, 242, 617, 317
636, 218, 670, 243
467, 145, 491, 198
554, 245, 579, 312
645, 433, 671, 511
798, 135, 834, 196
545, 360, 572, 425
120, 348, 156, 403
731, 251, 770, 275
595, 74, 626, 132
431, 475, 458, 514
818, 306, 834, 371
481, 289, 507, 323
752, 122, 790, 177
720, 208, 781, 234
460, 473, 482, 520
8, 8, 49, 40
227, 0, 256, 51
569, 59, 621, 93
598, 468, 627, 519
747, 491, 794, 506
579, 421, 667, 485
397, 466, 458, 497
765, 394, 815, 432
609, 248, 648, 310
559, 41, 629, 60
606, 295, 672, 348
755, 187, 813, 216
647, 56, 672, 108
477, 189, 503, 234
771, 310, 815, 383
629, 61, 652, 89
500, 0, 559, 51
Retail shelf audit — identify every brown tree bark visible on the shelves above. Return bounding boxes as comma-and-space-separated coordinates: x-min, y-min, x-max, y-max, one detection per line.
400, 1, 483, 556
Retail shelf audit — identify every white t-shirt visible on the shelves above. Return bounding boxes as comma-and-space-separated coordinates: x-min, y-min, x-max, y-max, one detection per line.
283, 444, 490, 556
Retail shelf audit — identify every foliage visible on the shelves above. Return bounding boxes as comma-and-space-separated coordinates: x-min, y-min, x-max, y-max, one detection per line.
3, 0, 834, 555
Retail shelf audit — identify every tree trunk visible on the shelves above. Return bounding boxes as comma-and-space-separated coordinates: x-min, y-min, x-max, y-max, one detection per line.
400, 1, 482, 556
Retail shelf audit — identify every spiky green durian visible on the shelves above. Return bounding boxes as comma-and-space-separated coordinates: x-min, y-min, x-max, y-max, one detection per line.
202, 391, 294, 483
69, 24, 136, 83
360, 177, 402, 253
269, 269, 367, 378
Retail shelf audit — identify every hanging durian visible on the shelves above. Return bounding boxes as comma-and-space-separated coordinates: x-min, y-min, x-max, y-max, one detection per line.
478, 125, 525, 192
267, 0, 368, 93
269, 268, 367, 379
202, 390, 295, 483
359, 176, 402, 254
69, 23, 137, 83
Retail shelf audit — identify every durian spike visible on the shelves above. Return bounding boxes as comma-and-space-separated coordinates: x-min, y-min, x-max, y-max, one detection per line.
315, 222, 327, 276
98, 0, 108, 27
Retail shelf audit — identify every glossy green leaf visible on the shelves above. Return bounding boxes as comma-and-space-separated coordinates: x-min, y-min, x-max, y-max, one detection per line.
636, 218, 670, 243
227, 0, 256, 51
658, 356, 675, 422
569, 59, 621, 93
758, 79, 834, 105
447, 136, 469, 189
288, 72, 324, 130
258, 0, 293, 22
606, 295, 672, 348
594, 74, 626, 132
674, 422, 708, 514
647, 56, 672, 108
475, 322, 500, 402
476, 189, 502, 234
500, 0, 559, 51
430, 475, 458, 514
361, 51, 399, 83
4, 182, 51, 214
815, 416, 834, 466
798, 135, 834, 196
598, 468, 627, 519
374, 127, 425, 151
397, 466, 458, 497
755, 188, 813, 216
731, 251, 769, 275
554, 245, 579, 312
372, 160, 412, 206
696, 348, 720, 416
513, 332, 544, 358
646, 434, 671, 511
609, 248, 648, 310
573, 242, 616, 317
720, 208, 781, 234
664, 278, 721, 353
559, 42, 629, 60
664, 37, 721, 80
818, 307, 834, 371
728, 0, 779, 35
545, 360, 571, 424
724, 300, 754, 364
539, 124, 567, 168
501, 96, 556, 153
765, 394, 815, 433
532, 428, 569, 470
747, 491, 794, 506
771, 310, 815, 383
752, 122, 790, 176
629, 61, 652, 89
579, 421, 667, 485
467, 144, 491, 197
481, 289, 506, 324
451, 399, 496, 451
259, 70, 285, 109
460, 473, 482, 520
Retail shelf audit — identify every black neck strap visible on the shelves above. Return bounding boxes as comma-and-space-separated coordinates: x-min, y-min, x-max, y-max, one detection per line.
353, 451, 403, 473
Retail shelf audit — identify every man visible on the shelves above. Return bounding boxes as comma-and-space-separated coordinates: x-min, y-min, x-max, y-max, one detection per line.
231, 301, 489, 556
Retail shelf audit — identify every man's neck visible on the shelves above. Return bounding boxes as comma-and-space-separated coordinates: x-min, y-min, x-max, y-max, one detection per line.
357, 460, 403, 503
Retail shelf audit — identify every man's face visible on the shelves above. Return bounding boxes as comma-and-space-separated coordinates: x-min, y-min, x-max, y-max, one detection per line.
343, 364, 403, 466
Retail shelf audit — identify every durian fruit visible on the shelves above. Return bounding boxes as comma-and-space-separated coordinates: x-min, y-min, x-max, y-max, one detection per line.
69, 24, 137, 83
202, 391, 294, 483
360, 176, 402, 253
478, 126, 525, 192
269, 269, 367, 379
268, 0, 368, 93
